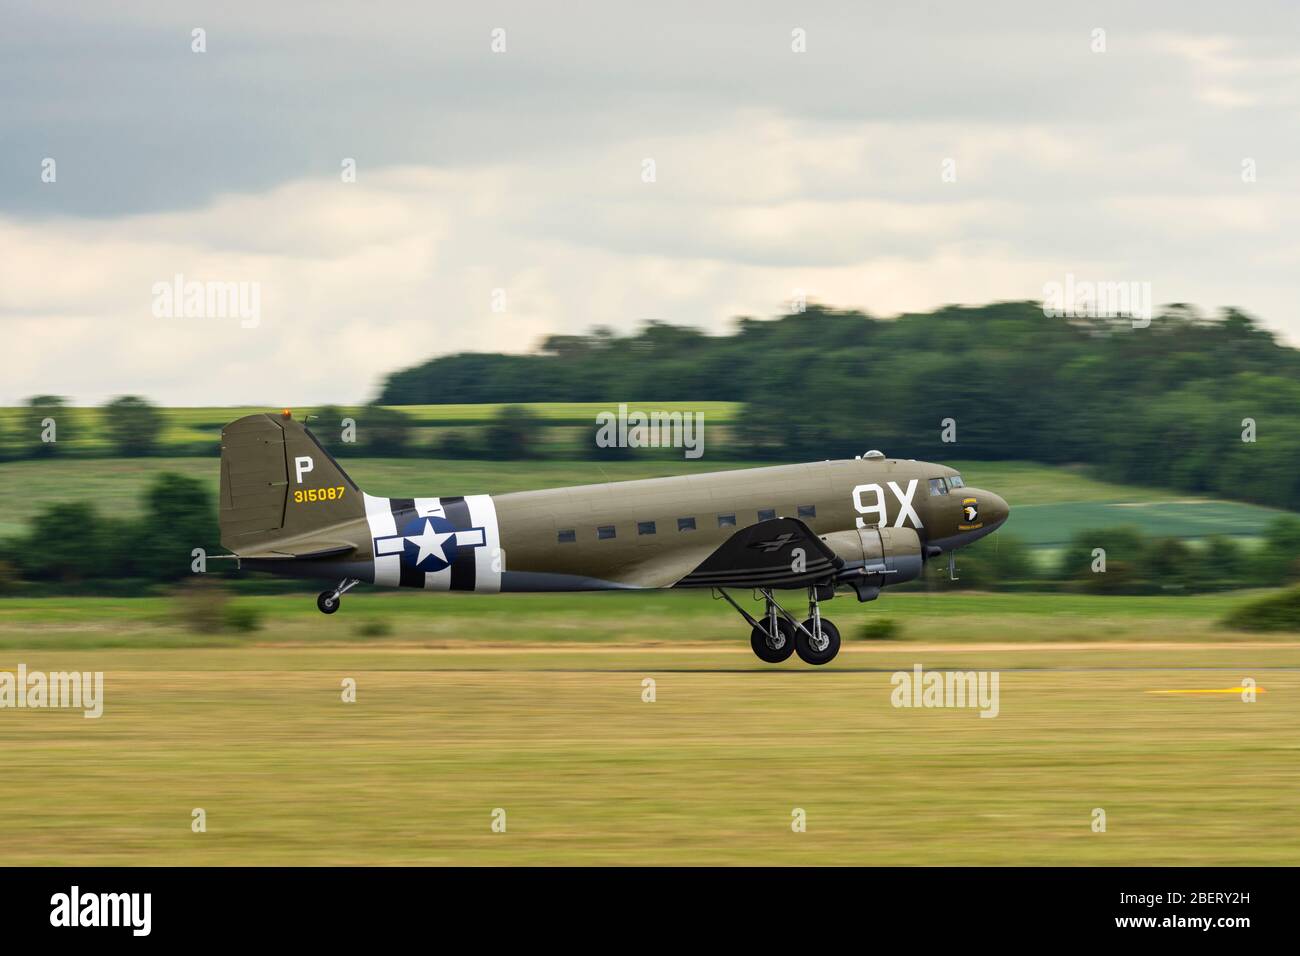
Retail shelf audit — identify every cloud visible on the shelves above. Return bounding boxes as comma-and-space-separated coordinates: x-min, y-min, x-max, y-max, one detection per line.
4, 119, 1295, 405
2, 3, 1299, 404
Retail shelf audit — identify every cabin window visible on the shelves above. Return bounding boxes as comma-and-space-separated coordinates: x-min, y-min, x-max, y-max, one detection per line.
557, 529, 576, 543
677, 517, 697, 532
797, 504, 816, 519
949, 474, 965, 489
929, 478, 948, 496
597, 525, 616, 540
637, 521, 656, 535
717, 513, 736, 528
757, 509, 776, 522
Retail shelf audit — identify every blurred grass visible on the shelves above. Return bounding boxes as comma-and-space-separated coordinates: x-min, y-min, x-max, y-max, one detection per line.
0, 638, 1295, 865
1, 590, 1296, 864
0, 589, 1291, 650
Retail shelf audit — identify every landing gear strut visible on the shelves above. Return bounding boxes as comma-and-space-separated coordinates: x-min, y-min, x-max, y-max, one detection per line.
749, 599, 795, 663
317, 577, 360, 614
716, 585, 840, 665
796, 586, 841, 666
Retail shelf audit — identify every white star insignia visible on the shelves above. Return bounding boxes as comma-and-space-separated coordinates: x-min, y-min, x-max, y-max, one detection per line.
406, 519, 456, 566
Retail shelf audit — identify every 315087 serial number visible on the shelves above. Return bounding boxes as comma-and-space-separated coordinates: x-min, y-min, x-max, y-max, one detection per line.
293, 486, 346, 504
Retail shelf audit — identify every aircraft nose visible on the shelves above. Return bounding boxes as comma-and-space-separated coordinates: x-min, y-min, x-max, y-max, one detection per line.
984, 492, 1010, 528
962, 489, 1009, 530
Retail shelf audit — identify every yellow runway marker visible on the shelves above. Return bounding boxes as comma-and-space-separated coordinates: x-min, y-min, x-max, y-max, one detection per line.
1147, 688, 1266, 695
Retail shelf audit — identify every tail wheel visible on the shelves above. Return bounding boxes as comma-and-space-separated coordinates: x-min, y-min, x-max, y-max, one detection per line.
795, 618, 840, 665
750, 617, 795, 663
317, 591, 340, 614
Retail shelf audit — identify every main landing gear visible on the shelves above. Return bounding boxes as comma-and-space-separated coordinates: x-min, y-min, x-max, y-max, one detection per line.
717, 586, 841, 665
317, 577, 361, 614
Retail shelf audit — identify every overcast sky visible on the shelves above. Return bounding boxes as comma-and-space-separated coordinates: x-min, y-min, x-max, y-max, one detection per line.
2, 1, 1298, 405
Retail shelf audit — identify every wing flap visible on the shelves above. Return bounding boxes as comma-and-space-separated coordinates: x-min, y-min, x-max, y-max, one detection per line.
673, 517, 841, 589
240, 542, 358, 561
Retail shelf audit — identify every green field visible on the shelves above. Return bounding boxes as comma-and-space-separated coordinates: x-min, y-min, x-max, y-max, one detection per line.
1006, 500, 1291, 547
0, 588, 1287, 650
0, 402, 742, 455
0, 590, 1296, 865
961, 463, 1294, 546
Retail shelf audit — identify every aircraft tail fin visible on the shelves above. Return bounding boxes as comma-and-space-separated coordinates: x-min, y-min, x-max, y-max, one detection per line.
219, 412, 365, 555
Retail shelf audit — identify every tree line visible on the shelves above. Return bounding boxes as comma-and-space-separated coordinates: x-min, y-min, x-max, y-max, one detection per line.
5, 302, 1300, 507
0, 395, 170, 458
378, 302, 1300, 506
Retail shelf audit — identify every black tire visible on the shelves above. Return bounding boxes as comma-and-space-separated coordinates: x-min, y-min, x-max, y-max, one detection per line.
795, 618, 840, 665
317, 591, 340, 614
750, 616, 795, 663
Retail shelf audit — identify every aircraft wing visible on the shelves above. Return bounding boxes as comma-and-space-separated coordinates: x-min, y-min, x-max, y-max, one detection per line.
239, 542, 358, 561
669, 517, 842, 589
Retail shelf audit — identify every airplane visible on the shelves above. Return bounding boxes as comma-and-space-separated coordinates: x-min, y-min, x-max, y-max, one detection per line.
218, 411, 1010, 665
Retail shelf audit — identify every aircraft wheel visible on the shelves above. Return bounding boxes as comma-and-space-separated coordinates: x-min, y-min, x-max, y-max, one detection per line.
795, 618, 840, 665
750, 617, 795, 663
317, 590, 341, 614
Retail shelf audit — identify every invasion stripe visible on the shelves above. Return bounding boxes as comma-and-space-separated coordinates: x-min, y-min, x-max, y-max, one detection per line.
413, 498, 451, 590
363, 493, 400, 587
441, 496, 477, 591
465, 494, 501, 593
388, 497, 424, 588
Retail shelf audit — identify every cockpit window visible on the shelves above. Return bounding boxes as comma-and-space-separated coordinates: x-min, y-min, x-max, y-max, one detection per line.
928, 478, 948, 496
949, 475, 965, 489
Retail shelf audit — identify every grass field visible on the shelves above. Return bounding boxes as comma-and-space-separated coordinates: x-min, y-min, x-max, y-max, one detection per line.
0, 588, 1286, 649
0, 590, 1296, 865
0, 402, 742, 454
1005, 500, 1291, 547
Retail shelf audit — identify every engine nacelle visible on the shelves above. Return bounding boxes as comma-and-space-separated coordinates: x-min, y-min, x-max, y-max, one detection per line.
821, 527, 924, 601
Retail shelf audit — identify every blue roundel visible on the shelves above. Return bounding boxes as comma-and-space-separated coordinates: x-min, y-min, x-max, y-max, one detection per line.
399, 515, 459, 572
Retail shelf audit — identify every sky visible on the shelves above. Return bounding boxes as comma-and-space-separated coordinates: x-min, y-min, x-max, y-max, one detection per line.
2, 0, 1298, 405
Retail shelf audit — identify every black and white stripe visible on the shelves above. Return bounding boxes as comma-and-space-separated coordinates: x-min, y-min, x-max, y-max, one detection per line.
363, 492, 502, 592
440, 496, 476, 591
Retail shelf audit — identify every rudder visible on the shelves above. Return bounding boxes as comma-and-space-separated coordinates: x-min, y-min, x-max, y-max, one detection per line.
219, 412, 364, 555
